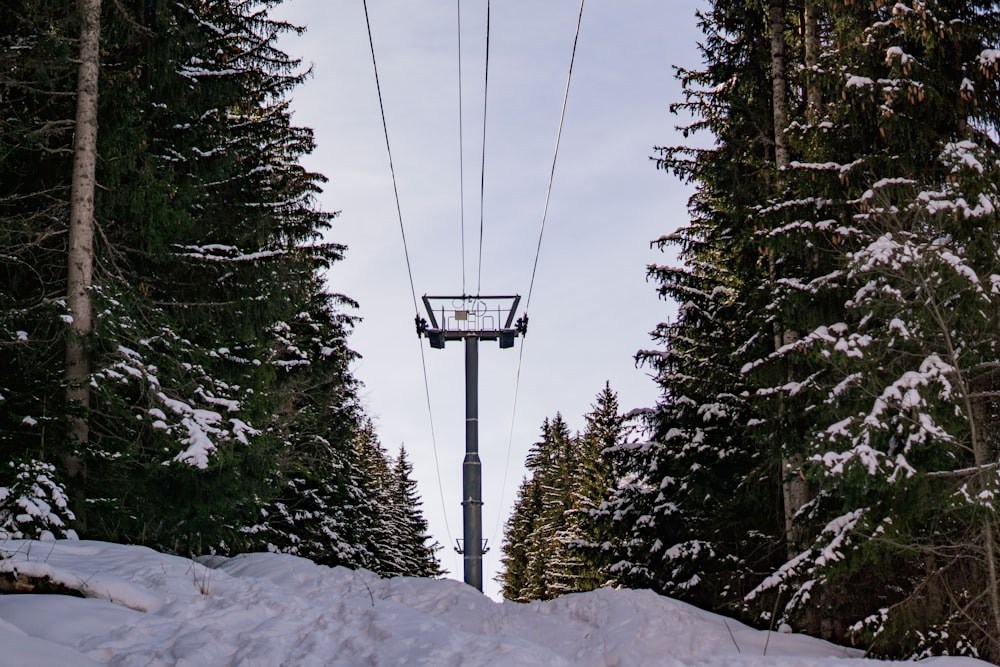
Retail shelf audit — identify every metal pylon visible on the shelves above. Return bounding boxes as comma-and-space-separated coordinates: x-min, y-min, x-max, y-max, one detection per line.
416, 295, 527, 592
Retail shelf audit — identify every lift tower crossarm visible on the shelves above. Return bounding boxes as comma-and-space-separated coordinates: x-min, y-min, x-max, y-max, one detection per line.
416, 295, 525, 592
418, 295, 526, 349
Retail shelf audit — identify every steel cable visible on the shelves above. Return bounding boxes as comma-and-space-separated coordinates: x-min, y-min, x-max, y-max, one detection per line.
362, 0, 455, 552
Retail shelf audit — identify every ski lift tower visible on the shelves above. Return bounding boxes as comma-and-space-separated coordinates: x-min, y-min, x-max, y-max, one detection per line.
416, 295, 527, 592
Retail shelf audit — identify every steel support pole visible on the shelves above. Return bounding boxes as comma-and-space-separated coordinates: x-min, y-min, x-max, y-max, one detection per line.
463, 335, 483, 591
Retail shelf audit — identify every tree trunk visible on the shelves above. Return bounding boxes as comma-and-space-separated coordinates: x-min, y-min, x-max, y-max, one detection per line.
769, 0, 810, 554
968, 386, 1000, 658
769, 0, 791, 172
781, 1, 822, 558
65, 0, 102, 473
804, 0, 822, 121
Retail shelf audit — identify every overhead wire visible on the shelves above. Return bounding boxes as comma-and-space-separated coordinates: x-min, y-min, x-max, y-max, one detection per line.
457, 0, 467, 297
362, 0, 455, 553
525, 0, 586, 314
490, 0, 587, 546
475, 0, 491, 297
363, 0, 587, 569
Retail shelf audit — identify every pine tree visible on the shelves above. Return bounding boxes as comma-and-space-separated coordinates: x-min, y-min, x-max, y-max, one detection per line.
349, 423, 443, 578
1, 0, 87, 539
1, 1, 366, 560
244, 289, 368, 568
351, 420, 400, 575
618, 0, 787, 611
500, 413, 593, 600
65, 0, 348, 551
741, 2, 1000, 657
532, 415, 583, 598
635, 0, 1000, 658
498, 474, 543, 600
389, 446, 444, 578
561, 383, 626, 592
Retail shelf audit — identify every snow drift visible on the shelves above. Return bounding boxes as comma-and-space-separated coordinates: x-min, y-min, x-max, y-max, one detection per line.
0, 540, 991, 666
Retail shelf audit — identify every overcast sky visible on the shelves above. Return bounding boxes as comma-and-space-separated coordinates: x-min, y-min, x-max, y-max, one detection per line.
271, 0, 707, 598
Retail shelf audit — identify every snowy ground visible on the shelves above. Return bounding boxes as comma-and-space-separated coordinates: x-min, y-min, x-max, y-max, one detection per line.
0, 540, 991, 666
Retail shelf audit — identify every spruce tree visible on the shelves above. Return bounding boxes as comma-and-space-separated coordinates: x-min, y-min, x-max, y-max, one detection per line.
499, 475, 543, 600
742, 1, 1000, 657
500, 413, 593, 600
619, 0, 787, 610
562, 383, 626, 592
351, 420, 401, 575
389, 446, 444, 578
1, 0, 367, 561
245, 289, 367, 568
0, 0, 81, 539
349, 423, 443, 578
636, 0, 1000, 658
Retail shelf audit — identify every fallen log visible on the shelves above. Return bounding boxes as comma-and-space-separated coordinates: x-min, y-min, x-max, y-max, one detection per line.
0, 570, 86, 598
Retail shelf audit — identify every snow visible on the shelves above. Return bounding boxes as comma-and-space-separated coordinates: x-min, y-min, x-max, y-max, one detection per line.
885, 46, 913, 65
977, 49, 1000, 67
0, 540, 989, 667
941, 141, 984, 175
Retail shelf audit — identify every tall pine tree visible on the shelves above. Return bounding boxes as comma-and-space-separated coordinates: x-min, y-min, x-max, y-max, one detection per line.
634, 0, 1000, 659
500, 387, 630, 600
0, 0, 371, 566
499, 415, 580, 601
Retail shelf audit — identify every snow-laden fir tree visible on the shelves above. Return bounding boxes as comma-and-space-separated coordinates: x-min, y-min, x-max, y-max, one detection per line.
351, 422, 443, 578
637, 0, 1000, 658
617, 0, 787, 612
0, 0, 372, 562
560, 383, 628, 593
499, 415, 580, 601
498, 474, 544, 601
741, 2, 1000, 658
0, 0, 84, 540
500, 388, 630, 601
389, 446, 444, 578
243, 291, 368, 568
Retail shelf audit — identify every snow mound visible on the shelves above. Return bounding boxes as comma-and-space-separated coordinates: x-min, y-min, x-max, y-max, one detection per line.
0, 540, 992, 666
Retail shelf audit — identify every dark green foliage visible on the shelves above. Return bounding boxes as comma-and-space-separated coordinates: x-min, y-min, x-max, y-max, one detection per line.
389, 446, 445, 578
499, 386, 629, 601
351, 422, 443, 578
740, 3, 1000, 658
627, 0, 1000, 660
0, 0, 431, 577
557, 383, 627, 593
499, 415, 579, 601
612, 0, 787, 612
241, 294, 368, 567
499, 475, 543, 600
1, 0, 79, 471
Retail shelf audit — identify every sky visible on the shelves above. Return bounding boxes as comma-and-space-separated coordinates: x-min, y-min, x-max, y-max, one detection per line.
5, 538, 990, 665
269, 0, 707, 597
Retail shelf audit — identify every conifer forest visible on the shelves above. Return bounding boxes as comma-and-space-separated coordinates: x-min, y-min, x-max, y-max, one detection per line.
0, 0, 441, 579
4, 0, 1000, 662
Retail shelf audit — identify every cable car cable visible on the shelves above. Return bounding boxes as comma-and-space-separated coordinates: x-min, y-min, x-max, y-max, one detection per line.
490, 0, 587, 545
490, 336, 528, 543
525, 0, 585, 313
457, 0, 467, 296
476, 0, 491, 297
363, 0, 455, 551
